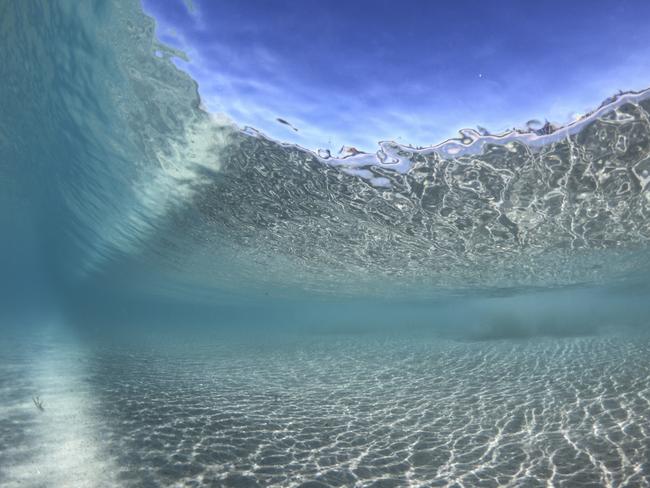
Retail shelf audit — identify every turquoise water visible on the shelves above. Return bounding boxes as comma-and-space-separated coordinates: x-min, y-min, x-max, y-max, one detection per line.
2, 1, 650, 486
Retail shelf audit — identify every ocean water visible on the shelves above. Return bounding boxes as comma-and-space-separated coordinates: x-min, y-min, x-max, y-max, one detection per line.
2, 1, 650, 487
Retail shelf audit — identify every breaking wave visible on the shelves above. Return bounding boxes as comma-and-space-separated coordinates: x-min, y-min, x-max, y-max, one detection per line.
3, 0, 650, 300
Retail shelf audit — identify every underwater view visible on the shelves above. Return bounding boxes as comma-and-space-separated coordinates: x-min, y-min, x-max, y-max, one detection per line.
2, 0, 650, 486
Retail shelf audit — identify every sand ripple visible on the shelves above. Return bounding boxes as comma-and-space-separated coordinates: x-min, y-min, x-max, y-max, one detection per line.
77, 335, 650, 487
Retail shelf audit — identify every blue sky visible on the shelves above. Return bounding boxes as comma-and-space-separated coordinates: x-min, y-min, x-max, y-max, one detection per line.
142, 0, 650, 152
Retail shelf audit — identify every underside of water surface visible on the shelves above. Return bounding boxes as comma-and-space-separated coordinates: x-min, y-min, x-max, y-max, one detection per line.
1, 1, 650, 487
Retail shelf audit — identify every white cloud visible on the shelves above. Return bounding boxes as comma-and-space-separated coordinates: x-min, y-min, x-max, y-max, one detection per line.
148, 5, 650, 153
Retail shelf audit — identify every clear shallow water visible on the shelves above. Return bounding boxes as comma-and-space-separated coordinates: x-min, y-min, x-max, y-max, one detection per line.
2, 331, 650, 487
2, 0, 650, 486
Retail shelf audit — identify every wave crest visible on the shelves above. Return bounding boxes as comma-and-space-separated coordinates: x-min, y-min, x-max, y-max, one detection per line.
3, 0, 650, 298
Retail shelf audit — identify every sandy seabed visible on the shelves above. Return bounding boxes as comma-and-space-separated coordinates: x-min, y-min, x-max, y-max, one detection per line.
1, 331, 649, 487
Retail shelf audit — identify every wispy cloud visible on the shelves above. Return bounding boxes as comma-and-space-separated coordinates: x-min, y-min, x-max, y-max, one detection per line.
142, 0, 650, 152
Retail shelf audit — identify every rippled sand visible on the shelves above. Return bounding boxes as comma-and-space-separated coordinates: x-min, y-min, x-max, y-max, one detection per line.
1, 333, 649, 487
